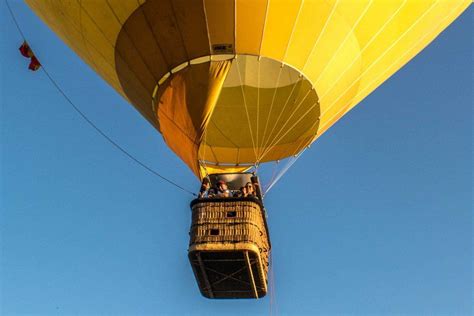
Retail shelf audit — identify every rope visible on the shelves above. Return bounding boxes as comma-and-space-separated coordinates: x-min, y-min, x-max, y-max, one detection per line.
265, 150, 305, 195
235, 57, 259, 161
5, 0, 197, 197
258, 79, 301, 161
256, 58, 261, 156
264, 160, 280, 194
268, 252, 278, 316
264, 109, 321, 194
258, 96, 316, 163
260, 66, 283, 159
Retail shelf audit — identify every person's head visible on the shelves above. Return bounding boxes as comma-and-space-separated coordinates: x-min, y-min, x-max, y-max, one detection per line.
245, 182, 254, 194
240, 186, 248, 196
200, 178, 210, 191
217, 180, 228, 191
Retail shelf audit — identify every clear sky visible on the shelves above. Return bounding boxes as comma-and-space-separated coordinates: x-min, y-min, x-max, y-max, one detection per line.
1, 2, 472, 316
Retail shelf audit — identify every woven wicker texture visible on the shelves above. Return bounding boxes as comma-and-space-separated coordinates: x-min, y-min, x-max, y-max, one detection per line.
189, 198, 270, 298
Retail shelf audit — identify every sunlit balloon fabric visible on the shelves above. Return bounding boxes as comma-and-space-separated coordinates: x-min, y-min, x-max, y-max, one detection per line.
26, 0, 470, 178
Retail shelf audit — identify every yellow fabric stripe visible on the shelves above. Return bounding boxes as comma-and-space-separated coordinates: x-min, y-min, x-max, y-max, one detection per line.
350, 0, 469, 110
204, 0, 235, 54
260, 0, 302, 60
314, 0, 470, 140
284, 0, 335, 70
235, 0, 268, 55
172, 0, 211, 59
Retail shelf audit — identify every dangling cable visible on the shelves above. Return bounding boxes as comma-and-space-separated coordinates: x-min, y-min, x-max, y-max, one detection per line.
268, 252, 278, 316
264, 160, 280, 194
5, 0, 197, 197
265, 148, 307, 195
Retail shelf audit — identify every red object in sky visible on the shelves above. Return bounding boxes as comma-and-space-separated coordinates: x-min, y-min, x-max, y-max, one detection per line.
19, 41, 33, 58
19, 41, 41, 71
28, 56, 41, 71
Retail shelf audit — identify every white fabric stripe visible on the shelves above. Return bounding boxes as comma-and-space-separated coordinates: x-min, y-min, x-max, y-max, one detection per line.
301, 0, 340, 73
318, 0, 408, 101
312, 0, 458, 148
320, 0, 438, 119
258, 0, 270, 56
256, 59, 261, 155
313, 0, 373, 86
202, 0, 213, 55
233, 0, 237, 52
265, 0, 463, 166
347, 0, 465, 120
282, 0, 304, 61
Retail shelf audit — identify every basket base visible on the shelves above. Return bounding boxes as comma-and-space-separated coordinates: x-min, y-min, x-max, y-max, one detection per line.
188, 248, 267, 299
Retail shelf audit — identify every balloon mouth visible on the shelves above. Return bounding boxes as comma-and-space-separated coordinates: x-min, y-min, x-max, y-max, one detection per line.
151, 54, 320, 167
152, 54, 310, 92
203, 55, 320, 165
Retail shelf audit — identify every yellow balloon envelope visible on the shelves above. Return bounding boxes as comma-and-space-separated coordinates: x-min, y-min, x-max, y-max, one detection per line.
25, 0, 470, 178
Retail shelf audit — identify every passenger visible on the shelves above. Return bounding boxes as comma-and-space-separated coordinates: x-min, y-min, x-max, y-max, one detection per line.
233, 188, 242, 198
198, 178, 211, 198
216, 180, 231, 198
234, 187, 247, 197
207, 187, 217, 198
245, 182, 256, 197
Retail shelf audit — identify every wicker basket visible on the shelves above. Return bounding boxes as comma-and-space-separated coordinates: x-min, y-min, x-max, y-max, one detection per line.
188, 197, 270, 299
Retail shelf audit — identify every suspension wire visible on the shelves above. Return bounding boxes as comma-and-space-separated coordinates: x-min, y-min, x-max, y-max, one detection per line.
256, 57, 261, 155
259, 97, 316, 163
265, 121, 318, 195
268, 251, 278, 316
199, 129, 210, 178
260, 66, 283, 159
265, 150, 305, 195
5, 0, 197, 197
264, 160, 280, 193
258, 77, 300, 161
235, 57, 259, 161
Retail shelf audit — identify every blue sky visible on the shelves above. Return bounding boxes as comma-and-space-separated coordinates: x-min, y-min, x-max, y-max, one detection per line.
1, 2, 472, 316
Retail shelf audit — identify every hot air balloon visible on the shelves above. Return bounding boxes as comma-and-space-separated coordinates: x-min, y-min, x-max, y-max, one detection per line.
24, 0, 470, 299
